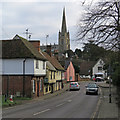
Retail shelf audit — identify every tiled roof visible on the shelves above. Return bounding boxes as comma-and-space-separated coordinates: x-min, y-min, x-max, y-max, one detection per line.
60, 60, 71, 70
42, 52, 64, 71
2, 35, 46, 60
79, 61, 96, 75
46, 61, 56, 71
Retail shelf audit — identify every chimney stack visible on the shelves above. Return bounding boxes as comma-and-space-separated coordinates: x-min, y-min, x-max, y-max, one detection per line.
30, 40, 40, 52
46, 45, 52, 56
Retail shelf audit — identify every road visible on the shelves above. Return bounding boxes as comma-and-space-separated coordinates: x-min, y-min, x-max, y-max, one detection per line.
2, 81, 100, 119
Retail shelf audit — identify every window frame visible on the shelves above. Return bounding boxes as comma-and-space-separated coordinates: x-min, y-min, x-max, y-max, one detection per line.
36, 60, 39, 69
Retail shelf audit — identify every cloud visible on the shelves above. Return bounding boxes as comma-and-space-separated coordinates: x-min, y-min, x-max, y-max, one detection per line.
1, 1, 86, 50
1, 0, 71, 3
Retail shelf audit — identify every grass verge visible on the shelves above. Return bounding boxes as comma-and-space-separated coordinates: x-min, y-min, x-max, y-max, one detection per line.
2, 95, 32, 107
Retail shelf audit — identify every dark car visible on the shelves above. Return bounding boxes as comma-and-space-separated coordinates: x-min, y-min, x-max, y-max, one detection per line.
86, 83, 99, 95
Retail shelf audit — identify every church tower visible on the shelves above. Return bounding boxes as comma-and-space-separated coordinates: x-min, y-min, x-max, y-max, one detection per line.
58, 7, 70, 58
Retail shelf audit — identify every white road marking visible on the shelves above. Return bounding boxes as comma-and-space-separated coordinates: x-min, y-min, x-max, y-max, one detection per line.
56, 103, 64, 107
4, 106, 17, 110
33, 109, 50, 116
68, 100, 72, 102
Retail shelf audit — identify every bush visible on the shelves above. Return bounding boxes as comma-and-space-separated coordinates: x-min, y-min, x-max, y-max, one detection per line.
112, 65, 120, 86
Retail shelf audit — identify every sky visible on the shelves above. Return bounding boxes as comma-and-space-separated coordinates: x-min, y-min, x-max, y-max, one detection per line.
0, 0, 99, 51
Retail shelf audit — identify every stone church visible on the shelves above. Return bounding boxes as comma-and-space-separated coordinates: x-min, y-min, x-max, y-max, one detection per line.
40, 7, 70, 60
58, 7, 70, 59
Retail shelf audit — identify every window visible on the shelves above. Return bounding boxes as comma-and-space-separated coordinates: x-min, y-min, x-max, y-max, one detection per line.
49, 86, 51, 91
98, 66, 102, 71
40, 79, 43, 91
46, 86, 48, 92
100, 60, 103, 64
54, 72, 55, 79
51, 71, 52, 80
33, 80, 36, 93
56, 83, 57, 90
36, 60, 39, 69
43, 61, 45, 70
59, 71, 61, 76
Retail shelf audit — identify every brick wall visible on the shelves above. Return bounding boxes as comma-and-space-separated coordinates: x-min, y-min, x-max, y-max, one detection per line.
30, 41, 40, 52
2, 75, 31, 97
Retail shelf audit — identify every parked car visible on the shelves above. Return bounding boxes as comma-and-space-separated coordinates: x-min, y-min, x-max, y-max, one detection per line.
69, 82, 80, 91
85, 83, 98, 95
95, 77, 104, 82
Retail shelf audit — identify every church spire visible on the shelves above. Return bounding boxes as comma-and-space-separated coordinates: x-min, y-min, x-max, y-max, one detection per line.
61, 7, 67, 32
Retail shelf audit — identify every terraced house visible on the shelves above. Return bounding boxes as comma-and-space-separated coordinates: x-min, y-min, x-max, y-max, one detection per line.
43, 57, 56, 94
42, 46, 65, 94
1, 35, 47, 98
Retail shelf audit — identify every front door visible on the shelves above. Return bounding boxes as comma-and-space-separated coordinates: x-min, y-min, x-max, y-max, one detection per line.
37, 81, 39, 97
51, 84, 53, 93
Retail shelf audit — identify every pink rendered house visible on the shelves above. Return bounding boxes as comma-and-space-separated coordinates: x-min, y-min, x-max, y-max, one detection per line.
64, 61, 75, 82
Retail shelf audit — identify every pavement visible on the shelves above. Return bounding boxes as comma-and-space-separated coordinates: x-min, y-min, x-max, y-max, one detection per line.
93, 81, 120, 119
10, 82, 71, 105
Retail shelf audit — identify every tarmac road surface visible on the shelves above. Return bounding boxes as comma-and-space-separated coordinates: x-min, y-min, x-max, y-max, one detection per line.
2, 81, 99, 119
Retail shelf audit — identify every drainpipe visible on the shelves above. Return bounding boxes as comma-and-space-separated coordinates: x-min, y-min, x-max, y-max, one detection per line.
7, 75, 9, 97
23, 58, 26, 97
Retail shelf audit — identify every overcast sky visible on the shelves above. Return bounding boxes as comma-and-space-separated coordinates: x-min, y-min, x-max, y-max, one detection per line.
0, 0, 99, 51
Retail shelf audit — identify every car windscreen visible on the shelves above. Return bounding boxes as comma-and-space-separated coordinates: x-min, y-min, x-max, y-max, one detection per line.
87, 84, 97, 88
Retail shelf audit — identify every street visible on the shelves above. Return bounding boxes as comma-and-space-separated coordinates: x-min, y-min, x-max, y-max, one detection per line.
2, 81, 99, 119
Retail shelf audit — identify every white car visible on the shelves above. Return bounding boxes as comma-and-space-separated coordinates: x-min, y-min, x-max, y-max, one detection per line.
69, 82, 80, 91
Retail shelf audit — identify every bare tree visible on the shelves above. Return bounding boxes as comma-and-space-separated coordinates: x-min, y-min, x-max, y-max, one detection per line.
78, 0, 120, 50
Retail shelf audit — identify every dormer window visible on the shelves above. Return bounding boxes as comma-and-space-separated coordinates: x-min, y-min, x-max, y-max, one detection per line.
100, 60, 103, 64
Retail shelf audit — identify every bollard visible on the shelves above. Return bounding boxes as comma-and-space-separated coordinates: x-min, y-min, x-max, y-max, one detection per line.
9, 95, 13, 102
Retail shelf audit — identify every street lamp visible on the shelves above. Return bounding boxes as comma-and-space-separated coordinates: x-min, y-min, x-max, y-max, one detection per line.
108, 64, 112, 103
108, 76, 112, 103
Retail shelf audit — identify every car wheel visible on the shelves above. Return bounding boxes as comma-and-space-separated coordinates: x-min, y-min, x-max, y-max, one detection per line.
86, 92, 88, 95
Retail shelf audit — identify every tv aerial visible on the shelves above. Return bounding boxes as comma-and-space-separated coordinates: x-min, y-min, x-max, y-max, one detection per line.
23, 28, 32, 40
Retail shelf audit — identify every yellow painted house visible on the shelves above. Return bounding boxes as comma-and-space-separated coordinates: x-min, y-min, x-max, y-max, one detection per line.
42, 52, 64, 94
43, 61, 56, 94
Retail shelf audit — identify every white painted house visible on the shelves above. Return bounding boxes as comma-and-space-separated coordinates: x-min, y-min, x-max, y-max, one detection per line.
79, 59, 106, 79
1, 35, 47, 97
92, 59, 106, 79
2, 59, 46, 76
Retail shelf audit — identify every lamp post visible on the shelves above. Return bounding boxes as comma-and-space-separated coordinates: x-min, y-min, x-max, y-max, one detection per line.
108, 64, 112, 103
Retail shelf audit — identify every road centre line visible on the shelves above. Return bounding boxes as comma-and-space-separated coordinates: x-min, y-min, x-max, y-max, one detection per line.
68, 100, 72, 102
56, 103, 64, 107
33, 109, 50, 116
